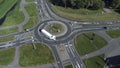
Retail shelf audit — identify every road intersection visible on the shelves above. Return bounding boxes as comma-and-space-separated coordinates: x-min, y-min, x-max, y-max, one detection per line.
0, 0, 120, 68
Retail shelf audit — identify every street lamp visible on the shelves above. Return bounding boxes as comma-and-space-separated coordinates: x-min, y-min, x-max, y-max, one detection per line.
31, 36, 37, 50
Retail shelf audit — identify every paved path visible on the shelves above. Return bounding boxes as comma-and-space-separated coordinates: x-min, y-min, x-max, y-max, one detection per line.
94, 31, 113, 42
82, 36, 120, 59
103, 8, 113, 13
8, 46, 20, 67
0, 0, 29, 31
81, 31, 120, 60
19, 0, 29, 26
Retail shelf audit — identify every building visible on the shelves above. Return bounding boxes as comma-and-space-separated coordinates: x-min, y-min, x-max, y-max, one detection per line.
105, 55, 120, 68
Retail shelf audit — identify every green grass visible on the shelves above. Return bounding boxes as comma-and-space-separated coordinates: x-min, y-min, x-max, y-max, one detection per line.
75, 32, 107, 56
106, 29, 120, 38
23, 3, 38, 29
0, 48, 15, 65
0, 0, 17, 19
0, 27, 18, 36
65, 65, 73, 68
0, 36, 14, 43
51, 4, 120, 21
19, 43, 55, 67
0, 0, 25, 27
0, 0, 4, 4
23, 17, 38, 29
48, 23, 63, 34
26, 0, 35, 2
84, 55, 105, 68
24, 3, 38, 17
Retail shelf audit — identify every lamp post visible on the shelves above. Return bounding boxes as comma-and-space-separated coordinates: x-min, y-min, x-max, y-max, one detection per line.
31, 36, 37, 50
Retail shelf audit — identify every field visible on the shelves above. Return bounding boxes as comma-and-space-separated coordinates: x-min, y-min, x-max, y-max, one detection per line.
0, 0, 24, 27
84, 55, 105, 68
0, 48, 15, 65
75, 32, 107, 56
0, 0, 17, 19
23, 3, 38, 29
19, 43, 55, 66
106, 30, 120, 38
51, 4, 120, 21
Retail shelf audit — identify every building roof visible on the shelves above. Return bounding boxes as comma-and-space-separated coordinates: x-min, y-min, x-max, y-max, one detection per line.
105, 55, 120, 68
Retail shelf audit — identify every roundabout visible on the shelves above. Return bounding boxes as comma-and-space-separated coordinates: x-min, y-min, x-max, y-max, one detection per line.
44, 21, 68, 37
34, 20, 72, 44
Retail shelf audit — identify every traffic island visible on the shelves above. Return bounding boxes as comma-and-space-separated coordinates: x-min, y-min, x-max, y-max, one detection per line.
65, 64, 73, 68
35, 20, 71, 44
74, 32, 107, 56
106, 29, 120, 38
48, 23, 63, 35
44, 21, 68, 37
19, 43, 55, 67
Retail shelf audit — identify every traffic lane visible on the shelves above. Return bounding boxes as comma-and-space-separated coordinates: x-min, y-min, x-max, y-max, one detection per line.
37, 0, 51, 19
50, 45, 64, 68
34, 26, 106, 45
66, 45, 84, 68
69, 41, 85, 68
65, 46, 78, 68
67, 40, 85, 68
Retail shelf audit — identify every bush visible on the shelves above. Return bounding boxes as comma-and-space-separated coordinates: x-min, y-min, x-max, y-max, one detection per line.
0, 0, 4, 4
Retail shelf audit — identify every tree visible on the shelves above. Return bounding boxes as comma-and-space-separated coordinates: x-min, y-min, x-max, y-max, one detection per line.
50, 0, 105, 10
62, 0, 67, 8
111, 0, 120, 9
92, 0, 105, 10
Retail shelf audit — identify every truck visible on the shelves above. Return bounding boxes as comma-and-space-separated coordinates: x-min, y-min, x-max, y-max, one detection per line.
41, 29, 56, 40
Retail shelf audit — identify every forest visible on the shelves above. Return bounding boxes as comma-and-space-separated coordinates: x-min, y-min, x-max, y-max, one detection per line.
50, 0, 120, 11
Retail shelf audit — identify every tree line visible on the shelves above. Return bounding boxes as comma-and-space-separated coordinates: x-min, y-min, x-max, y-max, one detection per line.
50, 0, 120, 11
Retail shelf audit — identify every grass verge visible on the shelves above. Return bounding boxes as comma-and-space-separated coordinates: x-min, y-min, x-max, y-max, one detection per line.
65, 65, 73, 68
23, 3, 38, 29
0, 36, 14, 43
0, 0, 24, 27
19, 43, 55, 67
0, 48, 15, 65
26, 0, 35, 2
106, 30, 120, 38
75, 32, 107, 56
0, 27, 18, 36
84, 55, 105, 68
51, 4, 120, 21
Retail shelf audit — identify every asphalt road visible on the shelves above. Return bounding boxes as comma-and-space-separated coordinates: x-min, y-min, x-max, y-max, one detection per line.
65, 40, 85, 68
0, 0, 120, 68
